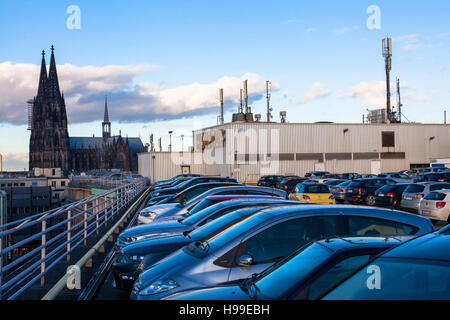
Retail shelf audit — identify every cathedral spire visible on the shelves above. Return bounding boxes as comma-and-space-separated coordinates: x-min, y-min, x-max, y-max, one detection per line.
37, 50, 47, 98
102, 96, 111, 141
48, 45, 61, 100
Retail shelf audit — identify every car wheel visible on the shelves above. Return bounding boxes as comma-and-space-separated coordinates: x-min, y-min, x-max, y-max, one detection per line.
365, 194, 375, 206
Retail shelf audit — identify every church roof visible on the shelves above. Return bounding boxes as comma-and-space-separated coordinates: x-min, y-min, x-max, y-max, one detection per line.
69, 136, 144, 151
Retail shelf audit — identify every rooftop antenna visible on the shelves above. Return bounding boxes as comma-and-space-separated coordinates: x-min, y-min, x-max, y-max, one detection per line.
158, 137, 162, 152
150, 134, 154, 152
266, 81, 273, 122
382, 37, 394, 123
280, 111, 287, 123
396, 78, 403, 123
239, 89, 243, 114
219, 88, 224, 125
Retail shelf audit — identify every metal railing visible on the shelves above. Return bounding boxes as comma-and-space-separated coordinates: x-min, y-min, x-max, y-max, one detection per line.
0, 179, 147, 300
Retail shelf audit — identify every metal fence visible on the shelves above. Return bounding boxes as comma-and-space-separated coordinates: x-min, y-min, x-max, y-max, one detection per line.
0, 179, 147, 300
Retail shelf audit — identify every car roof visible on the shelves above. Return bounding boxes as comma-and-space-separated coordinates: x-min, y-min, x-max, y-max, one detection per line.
204, 195, 282, 201
315, 236, 415, 252
427, 189, 450, 194
382, 232, 450, 262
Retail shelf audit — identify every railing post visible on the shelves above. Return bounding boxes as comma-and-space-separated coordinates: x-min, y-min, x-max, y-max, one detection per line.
67, 209, 71, 262
104, 196, 108, 227
83, 203, 88, 246
95, 199, 99, 235
41, 220, 46, 287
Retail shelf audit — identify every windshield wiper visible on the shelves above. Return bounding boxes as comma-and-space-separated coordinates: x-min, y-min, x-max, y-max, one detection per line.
240, 273, 261, 300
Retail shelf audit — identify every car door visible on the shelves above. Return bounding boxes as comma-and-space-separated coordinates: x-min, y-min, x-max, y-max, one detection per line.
227, 215, 338, 281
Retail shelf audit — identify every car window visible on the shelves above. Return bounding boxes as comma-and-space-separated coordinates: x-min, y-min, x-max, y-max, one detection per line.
430, 184, 450, 191
304, 254, 374, 300
243, 216, 337, 264
247, 190, 273, 196
404, 184, 425, 193
305, 185, 329, 193
347, 216, 417, 236
184, 185, 212, 201
424, 192, 446, 201
322, 258, 450, 300
197, 206, 243, 227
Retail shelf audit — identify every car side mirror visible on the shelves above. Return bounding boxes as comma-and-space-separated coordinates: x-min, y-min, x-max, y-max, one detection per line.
236, 254, 254, 267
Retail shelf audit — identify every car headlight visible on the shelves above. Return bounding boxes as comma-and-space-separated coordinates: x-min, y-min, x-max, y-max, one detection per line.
153, 193, 160, 197
139, 279, 179, 296
140, 211, 156, 218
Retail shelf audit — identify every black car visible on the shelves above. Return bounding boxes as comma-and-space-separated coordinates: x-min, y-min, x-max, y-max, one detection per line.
275, 176, 301, 189
257, 175, 284, 188
280, 178, 309, 194
414, 172, 450, 183
374, 184, 410, 209
344, 178, 397, 206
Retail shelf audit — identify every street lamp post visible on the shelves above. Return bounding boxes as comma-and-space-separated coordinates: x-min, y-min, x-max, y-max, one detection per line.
169, 131, 173, 152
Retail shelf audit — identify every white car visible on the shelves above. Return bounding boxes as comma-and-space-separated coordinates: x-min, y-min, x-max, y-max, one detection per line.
418, 189, 450, 222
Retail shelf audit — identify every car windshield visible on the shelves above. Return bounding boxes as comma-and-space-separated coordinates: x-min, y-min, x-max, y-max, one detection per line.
404, 184, 425, 193
338, 180, 352, 187
182, 202, 230, 226
348, 181, 362, 188
322, 258, 450, 300
304, 185, 330, 193
378, 185, 397, 192
186, 198, 216, 215
252, 242, 333, 299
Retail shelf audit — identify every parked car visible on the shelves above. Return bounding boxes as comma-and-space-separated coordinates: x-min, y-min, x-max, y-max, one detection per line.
163, 236, 413, 300
377, 172, 413, 183
360, 174, 377, 178
152, 174, 202, 188
320, 231, 450, 300
150, 177, 238, 198
289, 183, 335, 204
374, 184, 411, 209
124, 174, 144, 183
418, 190, 450, 222
257, 175, 284, 188
344, 178, 397, 206
151, 182, 241, 206
414, 172, 450, 183
341, 173, 362, 180
139, 186, 287, 224
116, 198, 298, 249
113, 202, 300, 290
130, 205, 433, 300
305, 171, 331, 179
279, 178, 309, 194
275, 176, 301, 189
329, 180, 353, 204
323, 179, 347, 187
400, 182, 450, 212
151, 177, 193, 191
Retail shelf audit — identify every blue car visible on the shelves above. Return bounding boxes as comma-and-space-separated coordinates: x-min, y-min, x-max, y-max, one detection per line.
321, 229, 450, 299
112, 203, 299, 290
163, 236, 413, 300
150, 177, 238, 198
130, 205, 434, 300
116, 198, 298, 249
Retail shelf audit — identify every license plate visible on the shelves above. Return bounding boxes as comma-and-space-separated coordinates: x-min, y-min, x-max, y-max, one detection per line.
405, 197, 413, 201
347, 189, 352, 193
379, 193, 384, 197
422, 209, 430, 214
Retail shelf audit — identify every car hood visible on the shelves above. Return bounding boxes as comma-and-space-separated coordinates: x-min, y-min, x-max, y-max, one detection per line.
120, 221, 190, 239
163, 285, 250, 300
137, 248, 209, 291
123, 235, 192, 256
140, 203, 179, 214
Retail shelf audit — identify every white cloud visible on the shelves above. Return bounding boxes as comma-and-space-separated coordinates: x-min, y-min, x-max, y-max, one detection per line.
285, 82, 331, 106
0, 61, 277, 125
1, 152, 28, 171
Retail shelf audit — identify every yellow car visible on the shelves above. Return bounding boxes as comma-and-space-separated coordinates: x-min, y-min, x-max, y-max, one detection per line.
289, 183, 336, 204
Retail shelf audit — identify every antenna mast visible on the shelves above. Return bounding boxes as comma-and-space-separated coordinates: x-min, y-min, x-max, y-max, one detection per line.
382, 37, 395, 123
396, 78, 403, 123
266, 81, 272, 122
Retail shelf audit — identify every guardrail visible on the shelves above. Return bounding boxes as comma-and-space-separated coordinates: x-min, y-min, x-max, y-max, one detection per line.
0, 179, 147, 300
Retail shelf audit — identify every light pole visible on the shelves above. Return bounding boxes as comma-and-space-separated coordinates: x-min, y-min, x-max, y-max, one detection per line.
181, 134, 185, 152
169, 131, 173, 152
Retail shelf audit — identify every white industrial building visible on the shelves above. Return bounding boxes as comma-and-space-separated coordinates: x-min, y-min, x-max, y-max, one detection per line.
138, 122, 450, 183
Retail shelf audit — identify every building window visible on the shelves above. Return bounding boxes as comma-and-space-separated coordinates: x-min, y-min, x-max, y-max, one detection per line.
61, 181, 66, 187
52, 169, 56, 176
52, 181, 57, 188
382, 131, 395, 147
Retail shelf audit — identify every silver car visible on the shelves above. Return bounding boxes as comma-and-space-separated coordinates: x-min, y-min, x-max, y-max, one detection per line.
418, 190, 450, 221
400, 182, 450, 212
378, 172, 413, 183
138, 185, 287, 224
130, 205, 434, 300
329, 180, 352, 203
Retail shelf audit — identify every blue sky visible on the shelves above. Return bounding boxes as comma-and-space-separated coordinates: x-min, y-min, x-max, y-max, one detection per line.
1, 0, 449, 170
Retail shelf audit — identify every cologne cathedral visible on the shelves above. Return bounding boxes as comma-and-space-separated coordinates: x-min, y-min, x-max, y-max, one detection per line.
29, 46, 146, 172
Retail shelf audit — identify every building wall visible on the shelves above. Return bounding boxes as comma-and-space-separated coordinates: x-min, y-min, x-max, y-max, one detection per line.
0, 153, 3, 172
